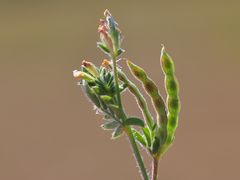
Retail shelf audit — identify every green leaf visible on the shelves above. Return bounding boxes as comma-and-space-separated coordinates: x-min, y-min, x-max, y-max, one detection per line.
112, 126, 123, 139
103, 114, 111, 120
81, 82, 101, 108
101, 120, 120, 130
124, 117, 145, 127
132, 129, 147, 147
97, 42, 110, 54
151, 123, 157, 131
142, 127, 152, 147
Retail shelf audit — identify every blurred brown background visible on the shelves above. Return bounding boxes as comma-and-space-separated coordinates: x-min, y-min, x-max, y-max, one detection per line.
0, 0, 239, 179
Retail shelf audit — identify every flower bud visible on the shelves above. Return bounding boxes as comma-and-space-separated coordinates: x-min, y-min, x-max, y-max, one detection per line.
98, 22, 113, 52
81, 60, 99, 77
101, 59, 112, 69
72, 70, 95, 82
104, 9, 111, 17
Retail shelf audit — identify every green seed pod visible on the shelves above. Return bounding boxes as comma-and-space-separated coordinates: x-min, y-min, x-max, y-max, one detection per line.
160, 46, 181, 146
161, 49, 175, 76
165, 76, 179, 97
127, 60, 168, 141
167, 97, 180, 114
117, 69, 154, 128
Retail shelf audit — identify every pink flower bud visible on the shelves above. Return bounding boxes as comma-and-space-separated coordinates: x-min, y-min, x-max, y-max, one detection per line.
72, 70, 95, 82
81, 60, 99, 77
98, 20, 113, 52
97, 9, 123, 55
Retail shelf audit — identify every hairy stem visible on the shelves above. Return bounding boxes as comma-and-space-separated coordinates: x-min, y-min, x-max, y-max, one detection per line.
125, 126, 149, 180
112, 54, 124, 116
112, 53, 149, 180
151, 157, 159, 180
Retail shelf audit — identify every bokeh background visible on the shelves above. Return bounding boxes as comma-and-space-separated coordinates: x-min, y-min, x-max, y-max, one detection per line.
1, 0, 240, 179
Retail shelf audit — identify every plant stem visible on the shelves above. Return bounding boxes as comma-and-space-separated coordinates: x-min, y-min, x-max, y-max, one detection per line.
151, 157, 159, 180
125, 126, 149, 180
112, 54, 124, 116
111, 53, 149, 180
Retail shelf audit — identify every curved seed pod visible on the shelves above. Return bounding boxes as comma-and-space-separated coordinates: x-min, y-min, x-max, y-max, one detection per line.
160, 46, 180, 145
127, 60, 168, 142
117, 69, 154, 128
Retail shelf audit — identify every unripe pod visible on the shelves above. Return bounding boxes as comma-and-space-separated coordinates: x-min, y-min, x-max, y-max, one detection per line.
167, 114, 178, 131
165, 76, 179, 97
161, 48, 175, 76
160, 46, 180, 147
167, 97, 180, 114
165, 115, 178, 145
127, 60, 168, 140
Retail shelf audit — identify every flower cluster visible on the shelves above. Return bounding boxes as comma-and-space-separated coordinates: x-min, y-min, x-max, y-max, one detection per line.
97, 10, 124, 57
73, 59, 127, 138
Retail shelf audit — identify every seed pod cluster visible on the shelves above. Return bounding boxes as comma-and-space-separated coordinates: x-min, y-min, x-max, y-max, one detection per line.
127, 60, 168, 142
160, 47, 180, 145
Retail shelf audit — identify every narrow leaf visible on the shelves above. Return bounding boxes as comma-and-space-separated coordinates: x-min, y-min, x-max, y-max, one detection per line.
112, 126, 123, 139
124, 117, 145, 127
142, 127, 152, 147
132, 129, 147, 147
97, 42, 110, 54
101, 120, 120, 130
103, 114, 111, 120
